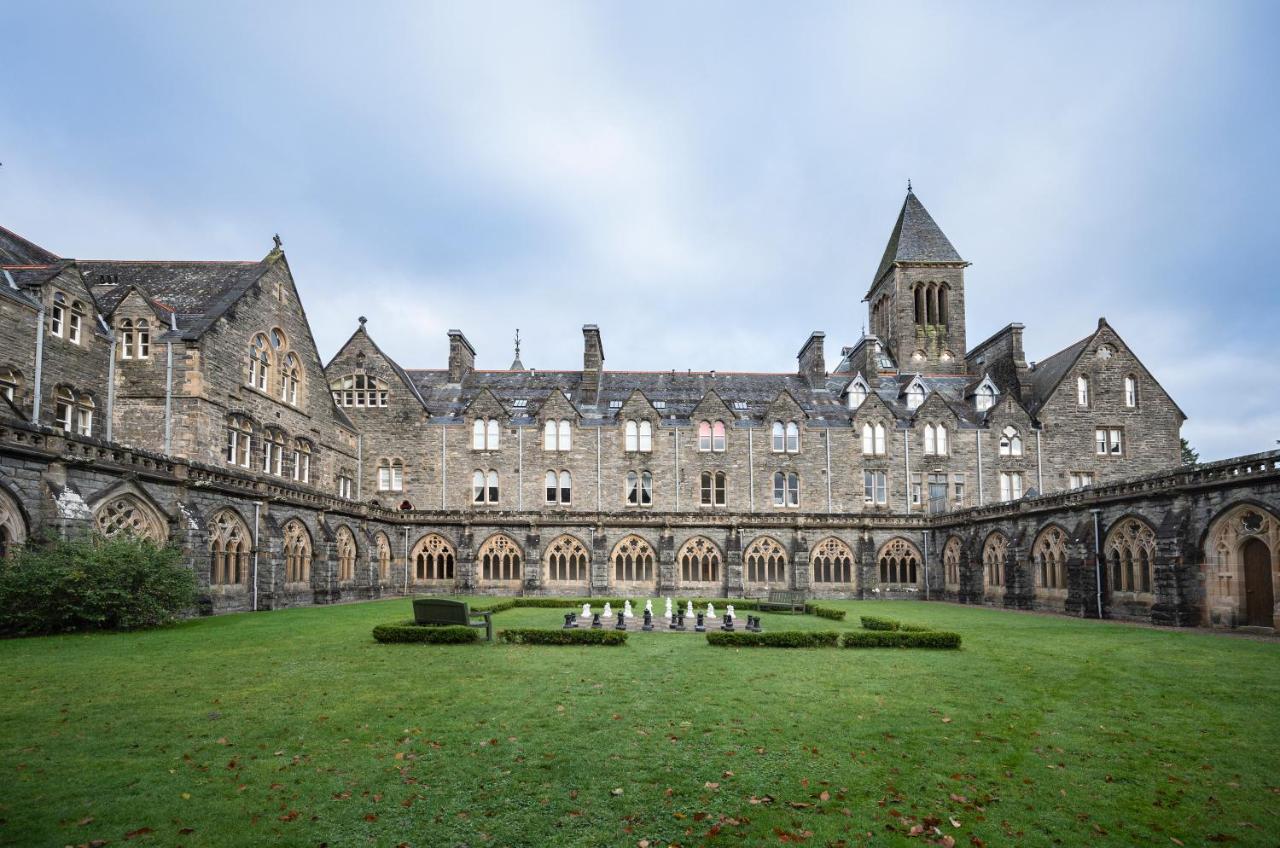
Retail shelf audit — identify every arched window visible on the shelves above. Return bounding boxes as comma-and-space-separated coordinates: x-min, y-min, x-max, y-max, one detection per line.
118, 319, 134, 359
698, 421, 712, 451
625, 420, 638, 451
1124, 375, 1138, 408
249, 334, 271, 391
262, 428, 286, 476
625, 470, 653, 506
270, 327, 286, 350
982, 533, 1008, 588
699, 420, 727, 452
225, 415, 252, 467
94, 494, 166, 543
938, 283, 949, 327
907, 384, 925, 410
713, 421, 726, 452
478, 534, 522, 582
54, 386, 75, 433
679, 536, 722, 584
923, 423, 947, 455
943, 536, 963, 586
0, 367, 20, 403
771, 421, 785, 452
335, 526, 357, 582
330, 373, 389, 407
861, 422, 887, 455
542, 419, 571, 451
74, 392, 94, 436
473, 469, 499, 504
135, 319, 150, 359
772, 471, 799, 507
744, 536, 788, 586
611, 535, 656, 583
879, 537, 922, 585
1077, 375, 1090, 407
1105, 518, 1156, 594
1032, 526, 1068, 591
545, 534, 589, 582
847, 380, 868, 408
377, 458, 404, 491
68, 300, 84, 344
638, 420, 652, 452
914, 284, 925, 325
473, 418, 501, 450
412, 533, 455, 582
811, 537, 854, 584
545, 470, 572, 505
699, 471, 727, 507
282, 519, 312, 583
975, 384, 996, 412
209, 510, 250, 586
281, 353, 301, 405
0, 486, 27, 560
375, 533, 392, 582
624, 419, 653, 452
999, 426, 1022, 456
786, 422, 799, 453
50, 293, 66, 337
292, 440, 312, 483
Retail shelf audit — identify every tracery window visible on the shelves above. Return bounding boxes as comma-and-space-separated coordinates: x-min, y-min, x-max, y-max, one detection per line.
879, 537, 922, 584
772, 471, 799, 507
377, 458, 404, 491
744, 536, 787, 585
292, 440, 311, 483
999, 426, 1023, 456
679, 536, 721, 584
472, 469, 500, 504
262, 428, 286, 476
225, 415, 252, 467
473, 418, 502, 450
771, 421, 800, 453
624, 419, 653, 452
700, 471, 727, 507
209, 509, 250, 586
545, 534, 589, 582
612, 535, 655, 582
1033, 526, 1067, 590
811, 537, 854, 584
331, 373, 389, 407
982, 532, 1008, 587
625, 470, 653, 506
943, 536, 963, 586
413, 534, 455, 581
281, 353, 301, 405
335, 526, 357, 582
282, 519, 312, 583
923, 423, 948, 455
478, 534, 522, 582
1105, 518, 1155, 594
543, 419, 571, 451
0, 487, 26, 560
94, 494, 165, 543
861, 422, 887, 455
545, 470, 572, 505
375, 533, 392, 582
248, 334, 271, 391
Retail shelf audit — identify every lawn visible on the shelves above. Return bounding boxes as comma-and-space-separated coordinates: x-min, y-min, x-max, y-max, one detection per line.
1, 599, 1277, 847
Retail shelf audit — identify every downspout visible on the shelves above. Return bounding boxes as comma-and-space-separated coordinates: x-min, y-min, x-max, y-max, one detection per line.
101, 314, 115, 442
30, 279, 45, 425
674, 428, 680, 511
922, 529, 930, 601
163, 314, 176, 455
824, 428, 832, 513
975, 428, 984, 506
251, 500, 262, 612
403, 526, 410, 595
903, 428, 912, 514
518, 426, 524, 510
1035, 428, 1044, 494
440, 426, 447, 509
1091, 508, 1104, 619
748, 426, 755, 512
595, 427, 601, 512
356, 433, 363, 501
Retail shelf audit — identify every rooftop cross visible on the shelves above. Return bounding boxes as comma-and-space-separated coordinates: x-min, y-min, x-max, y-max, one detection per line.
272, 233, 283, 250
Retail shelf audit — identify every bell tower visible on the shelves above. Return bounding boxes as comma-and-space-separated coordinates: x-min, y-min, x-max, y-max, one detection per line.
864, 188, 969, 375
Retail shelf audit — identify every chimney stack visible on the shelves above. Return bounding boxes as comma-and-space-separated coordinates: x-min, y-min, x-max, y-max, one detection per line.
581, 324, 604, 406
797, 331, 826, 387
448, 330, 475, 383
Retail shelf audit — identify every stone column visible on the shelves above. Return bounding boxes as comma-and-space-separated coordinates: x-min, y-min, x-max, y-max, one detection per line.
523, 529, 542, 593
856, 532, 877, 600
957, 538, 981, 605
456, 527, 476, 593
791, 533, 811, 594
1151, 530, 1197, 627
255, 514, 282, 610
1003, 536, 1034, 610
724, 528, 744, 598
657, 530, 677, 595
590, 529, 610, 596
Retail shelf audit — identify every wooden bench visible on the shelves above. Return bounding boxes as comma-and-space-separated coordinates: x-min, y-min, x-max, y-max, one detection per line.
757, 589, 806, 613
412, 598, 493, 641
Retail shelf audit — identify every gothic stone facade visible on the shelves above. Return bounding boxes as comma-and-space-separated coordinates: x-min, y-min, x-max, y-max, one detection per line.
2, 191, 1277, 630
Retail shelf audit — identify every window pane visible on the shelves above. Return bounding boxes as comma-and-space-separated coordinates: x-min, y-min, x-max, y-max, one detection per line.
625, 420, 637, 451
473, 420, 485, 449
558, 420, 571, 451
639, 421, 652, 452
713, 421, 725, 452
544, 421, 556, 450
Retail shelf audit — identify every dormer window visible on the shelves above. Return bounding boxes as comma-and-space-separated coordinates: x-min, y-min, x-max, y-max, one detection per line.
624, 419, 653, 452
330, 373, 389, 407
543, 419, 571, 451
846, 376, 869, 409
906, 382, 926, 410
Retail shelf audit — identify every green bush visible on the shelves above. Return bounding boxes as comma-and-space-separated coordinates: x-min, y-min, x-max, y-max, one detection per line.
372, 621, 480, 644
0, 536, 196, 636
706, 630, 841, 648
859, 615, 901, 631
841, 630, 961, 649
498, 628, 628, 645
806, 604, 847, 621
899, 622, 932, 632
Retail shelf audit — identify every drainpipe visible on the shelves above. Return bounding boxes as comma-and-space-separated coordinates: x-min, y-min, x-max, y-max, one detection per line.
163, 314, 176, 455
975, 428, 984, 506
903, 428, 912, 514
824, 429, 832, 513
356, 433, 363, 501
674, 428, 680, 511
748, 426, 755, 511
1035, 429, 1044, 494
922, 529, 930, 601
1091, 508, 1104, 619
518, 426, 524, 510
31, 284, 45, 424
595, 427, 601, 512
403, 526, 410, 595
100, 314, 115, 442
440, 426, 447, 509
251, 500, 262, 611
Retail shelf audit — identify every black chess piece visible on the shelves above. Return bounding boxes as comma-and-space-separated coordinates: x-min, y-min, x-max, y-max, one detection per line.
563, 612, 575, 629
615, 613, 626, 630
721, 613, 734, 631
642, 609, 654, 631
695, 612, 706, 632
673, 613, 685, 631
591, 613, 602, 629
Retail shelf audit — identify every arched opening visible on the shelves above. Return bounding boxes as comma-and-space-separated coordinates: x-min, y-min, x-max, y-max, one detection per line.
943, 536, 963, 588
878, 537, 922, 586
679, 536, 722, 586
282, 519, 312, 583
1242, 537, 1275, 627
477, 534, 522, 583
810, 537, 854, 585
93, 493, 167, 544
544, 534, 590, 584
744, 536, 788, 588
411, 533, 456, 583
1204, 504, 1279, 628
611, 535, 656, 586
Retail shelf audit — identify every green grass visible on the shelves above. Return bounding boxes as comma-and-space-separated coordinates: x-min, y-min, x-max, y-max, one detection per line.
1, 600, 1277, 847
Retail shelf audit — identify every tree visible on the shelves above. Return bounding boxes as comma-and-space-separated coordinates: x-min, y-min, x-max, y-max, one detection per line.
1180, 437, 1199, 466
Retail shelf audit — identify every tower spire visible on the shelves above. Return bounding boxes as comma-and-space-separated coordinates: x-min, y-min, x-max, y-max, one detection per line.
509, 328, 525, 371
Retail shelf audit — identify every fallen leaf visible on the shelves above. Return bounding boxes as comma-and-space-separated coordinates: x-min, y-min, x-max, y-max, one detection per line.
611, 788, 624, 796
704, 782, 719, 790
77, 816, 94, 826
819, 791, 830, 801
124, 827, 154, 840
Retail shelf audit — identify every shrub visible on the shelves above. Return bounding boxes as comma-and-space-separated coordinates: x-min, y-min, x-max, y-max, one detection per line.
841, 630, 961, 649
0, 536, 196, 636
372, 621, 480, 644
706, 630, 841, 648
859, 615, 901, 631
498, 628, 628, 646
899, 622, 932, 632
806, 604, 846, 621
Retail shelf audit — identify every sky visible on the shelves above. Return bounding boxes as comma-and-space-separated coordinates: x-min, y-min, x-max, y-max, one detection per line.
2, 1, 1277, 461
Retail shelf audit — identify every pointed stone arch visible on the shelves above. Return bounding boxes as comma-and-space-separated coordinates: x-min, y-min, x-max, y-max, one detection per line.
1204, 502, 1280, 627
282, 519, 312, 583
810, 536, 854, 584
0, 483, 27, 559
209, 508, 251, 586
544, 533, 590, 584
981, 531, 1009, 590
1031, 524, 1069, 594
943, 535, 964, 587
335, 525, 358, 583
93, 492, 168, 544
743, 535, 788, 587
611, 534, 656, 585
477, 533, 523, 583
411, 533, 456, 583
678, 536, 722, 585
877, 537, 922, 585
374, 532, 392, 583
1103, 516, 1156, 596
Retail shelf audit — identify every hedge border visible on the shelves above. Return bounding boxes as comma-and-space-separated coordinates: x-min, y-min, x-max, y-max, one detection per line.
498, 628, 627, 646
371, 621, 480, 644
842, 630, 961, 649
706, 630, 841, 648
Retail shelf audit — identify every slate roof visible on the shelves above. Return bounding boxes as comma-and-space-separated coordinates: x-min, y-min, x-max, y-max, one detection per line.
868, 190, 965, 294
1024, 334, 1092, 416
0, 225, 60, 266
80, 259, 271, 339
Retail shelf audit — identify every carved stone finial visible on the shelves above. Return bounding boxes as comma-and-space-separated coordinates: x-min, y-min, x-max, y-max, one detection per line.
358, 316, 367, 326
273, 233, 283, 250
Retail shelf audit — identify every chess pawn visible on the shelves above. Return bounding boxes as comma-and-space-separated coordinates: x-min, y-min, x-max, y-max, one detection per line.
642, 609, 654, 631
602, 602, 613, 619
591, 613, 602, 629
581, 603, 591, 619
624, 600, 634, 619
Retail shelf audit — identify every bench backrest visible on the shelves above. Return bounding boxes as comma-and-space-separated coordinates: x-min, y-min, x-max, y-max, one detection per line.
413, 598, 471, 625
767, 589, 804, 603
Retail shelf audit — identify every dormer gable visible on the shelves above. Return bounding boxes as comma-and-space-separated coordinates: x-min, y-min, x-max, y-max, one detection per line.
901, 374, 930, 410
325, 319, 429, 412
690, 389, 735, 424
764, 388, 809, 423
969, 373, 1000, 414
843, 373, 871, 409
463, 387, 510, 420
533, 386, 581, 422
911, 391, 960, 424
851, 390, 896, 424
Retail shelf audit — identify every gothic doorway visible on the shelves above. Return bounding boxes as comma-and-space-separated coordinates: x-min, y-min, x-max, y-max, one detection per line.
1242, 537, 1274, 627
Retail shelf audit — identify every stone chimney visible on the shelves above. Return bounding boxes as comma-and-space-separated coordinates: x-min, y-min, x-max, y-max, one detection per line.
797, 331, 826, 387
448, 329, 475, 383
581, 324, 604, 406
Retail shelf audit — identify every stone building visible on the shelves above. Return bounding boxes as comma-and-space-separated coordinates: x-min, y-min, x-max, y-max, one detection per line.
1, 190, 1277, 631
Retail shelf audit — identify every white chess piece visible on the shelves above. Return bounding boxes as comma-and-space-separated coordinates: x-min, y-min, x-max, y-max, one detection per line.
707, 602, 716, 619
685, 600, 694, 617
623, 600, 634, 619
645, 599, 654, 616
727, 604, 736, 620
581, 603, 591, 618
602, 602, 613, 619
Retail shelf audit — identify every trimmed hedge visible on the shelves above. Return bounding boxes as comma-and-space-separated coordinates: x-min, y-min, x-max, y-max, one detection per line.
372, 621, 480, 644
860, 615, 901, 631
499, 628, 628, 646
842, 630, 962, 649
806, 604, 846, 621
899, 622, 932, 632
706, 630, 841, 648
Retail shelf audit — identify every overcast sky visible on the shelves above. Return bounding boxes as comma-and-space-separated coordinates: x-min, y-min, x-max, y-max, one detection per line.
2, 1, 1277, 460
